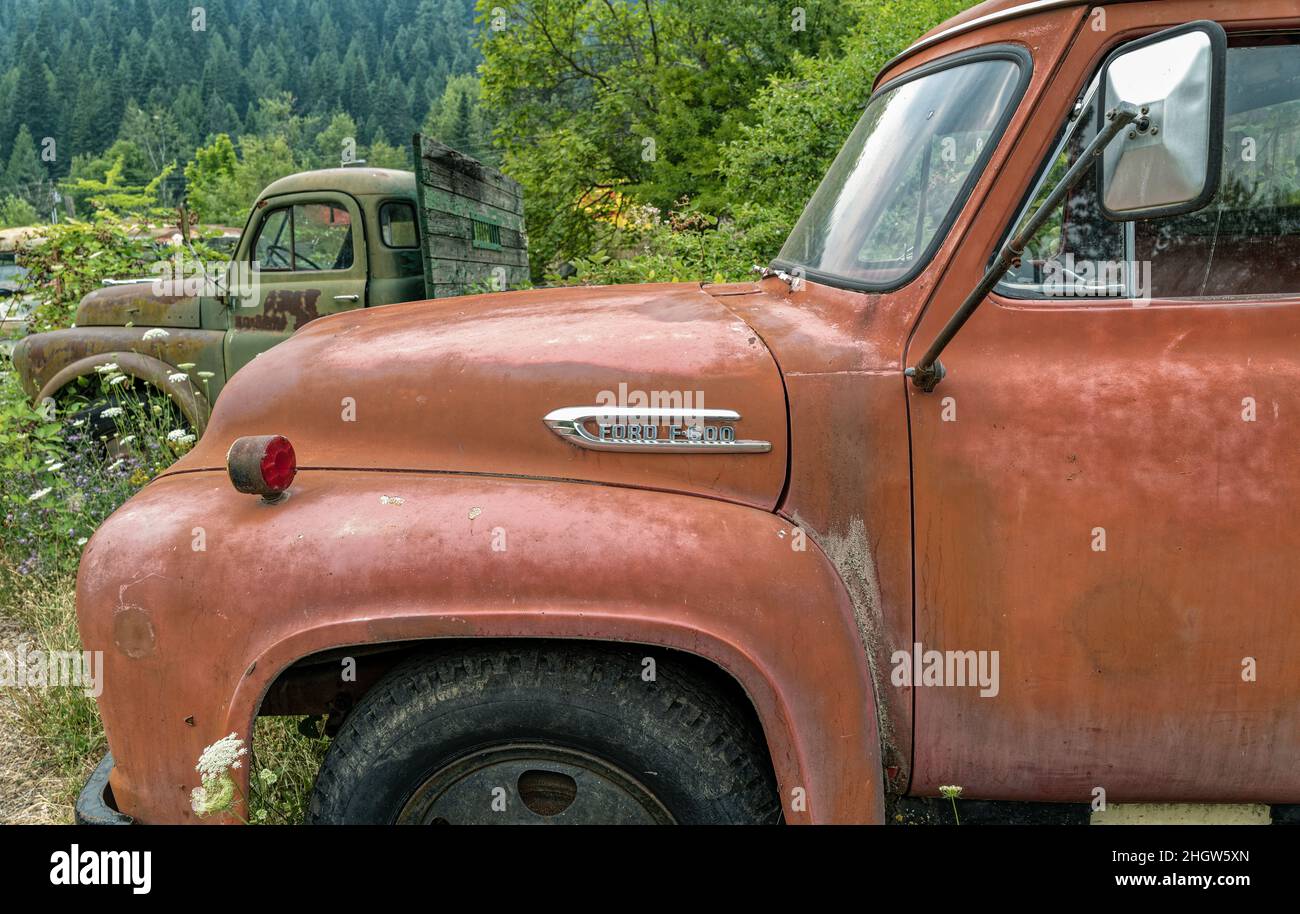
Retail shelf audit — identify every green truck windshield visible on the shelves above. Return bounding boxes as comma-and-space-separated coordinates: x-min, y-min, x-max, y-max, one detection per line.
774, 54, 1024, 290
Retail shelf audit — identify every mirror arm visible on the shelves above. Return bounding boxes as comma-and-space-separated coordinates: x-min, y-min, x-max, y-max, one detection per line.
905, 101, 1139, 392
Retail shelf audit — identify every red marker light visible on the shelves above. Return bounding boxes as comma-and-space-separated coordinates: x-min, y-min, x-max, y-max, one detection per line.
227, 435, 297, 499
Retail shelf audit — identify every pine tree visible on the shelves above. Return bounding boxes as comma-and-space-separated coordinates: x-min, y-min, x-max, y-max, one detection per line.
5, 125, 46, 200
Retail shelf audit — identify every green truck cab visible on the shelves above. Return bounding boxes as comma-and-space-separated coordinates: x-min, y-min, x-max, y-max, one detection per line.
12, 141, 526, 432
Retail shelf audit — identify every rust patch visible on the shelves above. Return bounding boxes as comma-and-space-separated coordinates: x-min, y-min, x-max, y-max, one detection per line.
112, 605, 156, 659
798, 513, 904, 789
234, 289, 321, 332
75, 284, 199, 329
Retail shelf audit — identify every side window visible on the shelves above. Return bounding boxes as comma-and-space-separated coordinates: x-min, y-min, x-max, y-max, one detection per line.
380, 202, 419, 249
253, 207, 292, 271
252, 203, 354, 272
292, 203, 353, 271
1000, 39, 1300, 300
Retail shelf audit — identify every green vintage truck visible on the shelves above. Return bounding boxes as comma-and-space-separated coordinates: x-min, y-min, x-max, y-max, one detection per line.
11, 139, 528, 433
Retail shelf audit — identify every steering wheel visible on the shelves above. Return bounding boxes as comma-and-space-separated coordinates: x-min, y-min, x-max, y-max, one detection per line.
260, 243, 294, 270
293, 249, 325, 271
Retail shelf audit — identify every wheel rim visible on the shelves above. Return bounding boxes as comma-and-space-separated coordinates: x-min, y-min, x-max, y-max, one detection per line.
396, 742, 676, 824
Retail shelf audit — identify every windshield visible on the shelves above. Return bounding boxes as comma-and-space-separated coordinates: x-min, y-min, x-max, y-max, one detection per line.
774, 54, 1026, 289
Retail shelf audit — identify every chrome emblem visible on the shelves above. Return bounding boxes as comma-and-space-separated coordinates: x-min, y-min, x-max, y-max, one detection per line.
543, 406, 771, 454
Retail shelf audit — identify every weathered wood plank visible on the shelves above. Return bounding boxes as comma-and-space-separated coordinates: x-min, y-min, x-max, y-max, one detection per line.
412, 133, 530, 298
425, 235, 530, 267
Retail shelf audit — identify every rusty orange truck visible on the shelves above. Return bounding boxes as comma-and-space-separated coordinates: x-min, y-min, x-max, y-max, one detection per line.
75, 0, 1300, 824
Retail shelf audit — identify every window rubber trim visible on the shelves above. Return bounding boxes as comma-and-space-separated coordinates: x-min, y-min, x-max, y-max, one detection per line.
769, 43, 1034, 294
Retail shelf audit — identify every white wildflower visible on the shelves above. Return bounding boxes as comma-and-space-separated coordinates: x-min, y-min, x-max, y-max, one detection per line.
76, 537, 88, 546
167, 372, 189, 383
177, 362, 196, 370
119, 435, 136, 445
28, 487, 52, 501
196, 732, 248, 782
142, 327, 171, 340
108, 375, 130, 387
196, 370, 215, 379
106, 458, 125, 472
190, 779, 234, 817
100, 407, 124, 419
94, 362, 119, 374
45, 462, 64, 472
166, 428, 188, 441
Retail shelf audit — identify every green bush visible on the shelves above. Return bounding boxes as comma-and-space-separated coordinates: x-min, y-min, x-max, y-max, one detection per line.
0, 195, 39, 227
550, 201, 762, 286
17, 215, 157, 333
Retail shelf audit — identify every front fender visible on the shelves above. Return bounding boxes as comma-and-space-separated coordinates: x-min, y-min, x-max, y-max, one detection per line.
12, 327, 223, 431
78, 470, 885, 824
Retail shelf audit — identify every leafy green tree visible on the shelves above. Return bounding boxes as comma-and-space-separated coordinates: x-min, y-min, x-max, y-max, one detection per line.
477, 0, 850, 269
719, 0, 977, 262
182, 133, 299, 225
0, 195, 39, 227
245, 93, 325, 154
365, 129, 409, 169
117, 105, 190, 176
184, 134, 241, 224
62, 155, 176, 215
315, 113, 360, 168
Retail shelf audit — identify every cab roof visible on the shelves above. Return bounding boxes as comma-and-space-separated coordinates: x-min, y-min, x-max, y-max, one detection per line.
888, 0, 1092, 76
258, 167, 416, 201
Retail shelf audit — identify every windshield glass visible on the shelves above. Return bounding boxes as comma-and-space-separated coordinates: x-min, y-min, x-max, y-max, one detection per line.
774, 55, 1025, 289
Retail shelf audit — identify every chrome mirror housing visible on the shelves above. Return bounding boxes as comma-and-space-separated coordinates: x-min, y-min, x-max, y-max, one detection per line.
1098, 20, 1227, 221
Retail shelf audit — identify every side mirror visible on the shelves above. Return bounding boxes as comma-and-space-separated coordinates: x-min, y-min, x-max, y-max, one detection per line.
1098, 20, 1227, 221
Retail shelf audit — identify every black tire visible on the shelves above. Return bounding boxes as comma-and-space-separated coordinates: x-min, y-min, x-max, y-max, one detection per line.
64, 389, 188, 452
307, 643, 782, 824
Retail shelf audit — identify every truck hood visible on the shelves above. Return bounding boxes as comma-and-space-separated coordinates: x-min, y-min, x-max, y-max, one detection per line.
75, 280, 201, 328
171, 283, 788, 509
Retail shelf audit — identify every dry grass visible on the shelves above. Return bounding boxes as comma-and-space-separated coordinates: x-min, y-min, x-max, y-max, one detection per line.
0, 570, 327, 824
0, 613, 74, 823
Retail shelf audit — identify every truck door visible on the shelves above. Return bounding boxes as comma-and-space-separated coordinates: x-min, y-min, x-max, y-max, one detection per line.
907, 22, 1300, 803
225, 191, 367, 377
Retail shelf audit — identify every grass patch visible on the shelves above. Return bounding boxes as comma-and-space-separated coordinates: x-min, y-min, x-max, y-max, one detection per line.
0, 564, 330, 823
0, 571, 104, 820
249, 717, 331, 824
0, 364, 326, 823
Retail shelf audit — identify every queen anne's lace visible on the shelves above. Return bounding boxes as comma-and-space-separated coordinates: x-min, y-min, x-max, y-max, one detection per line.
191, 733, 248, 817
195, 732, 247, 781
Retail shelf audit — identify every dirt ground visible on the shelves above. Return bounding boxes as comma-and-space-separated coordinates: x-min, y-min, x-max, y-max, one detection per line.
0, 616, 68, 824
